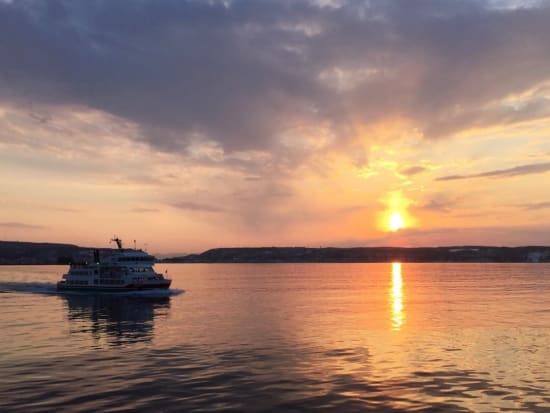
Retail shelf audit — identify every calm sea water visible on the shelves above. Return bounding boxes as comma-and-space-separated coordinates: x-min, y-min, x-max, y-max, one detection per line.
1, 263, 550, 412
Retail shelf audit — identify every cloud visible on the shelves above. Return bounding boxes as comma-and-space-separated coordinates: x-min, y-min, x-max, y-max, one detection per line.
3, 0, 550, 249
171, 201, 226, 213
348, 224, 550, 248
415, 199, 453, 213
399, 165, 428, 176
0, 222, 45, 230
1, 0, 550, 164
519, 201, 550, 210
47, 207, 80, 213
436, 162, 550, 181
131, 207, 160, 213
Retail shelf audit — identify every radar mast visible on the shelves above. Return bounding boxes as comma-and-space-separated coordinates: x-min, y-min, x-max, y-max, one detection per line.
110, 237, 123, 249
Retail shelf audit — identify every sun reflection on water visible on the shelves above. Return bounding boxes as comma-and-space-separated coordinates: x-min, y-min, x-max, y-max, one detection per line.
390, 262, 405, 331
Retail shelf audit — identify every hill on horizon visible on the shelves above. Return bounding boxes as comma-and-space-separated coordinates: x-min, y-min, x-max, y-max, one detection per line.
2, 241, 550, 264
164, 245, 550, 263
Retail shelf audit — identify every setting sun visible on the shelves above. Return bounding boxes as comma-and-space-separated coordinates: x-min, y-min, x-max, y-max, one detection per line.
379, 190, 415, 234
389, 211, 405, 232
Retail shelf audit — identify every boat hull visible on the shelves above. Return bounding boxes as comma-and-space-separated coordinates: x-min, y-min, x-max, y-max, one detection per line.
57, 281, 171, 293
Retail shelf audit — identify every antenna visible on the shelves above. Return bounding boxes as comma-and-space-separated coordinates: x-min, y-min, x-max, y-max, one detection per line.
134, 239, 136, 250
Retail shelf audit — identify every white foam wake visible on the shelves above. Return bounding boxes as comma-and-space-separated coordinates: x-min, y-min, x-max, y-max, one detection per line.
0, 281, 58, 294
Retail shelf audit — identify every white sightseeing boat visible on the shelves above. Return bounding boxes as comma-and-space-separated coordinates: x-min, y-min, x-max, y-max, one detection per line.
57, 238, 171, 292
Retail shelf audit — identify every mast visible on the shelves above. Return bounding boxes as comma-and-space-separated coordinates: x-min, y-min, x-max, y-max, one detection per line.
110, 237, 123, 249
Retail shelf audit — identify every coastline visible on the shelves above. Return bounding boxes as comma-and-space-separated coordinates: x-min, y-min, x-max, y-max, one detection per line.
2, 241, 550, 264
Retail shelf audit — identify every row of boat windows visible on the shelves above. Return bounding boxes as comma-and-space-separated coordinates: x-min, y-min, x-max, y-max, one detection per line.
66, 280, 88, 285
66, 279, 126, 285
100, 273, 123, 279
70, 270, 98, 276
118, 257, 153, 262
99, 268, 153, 274
94, 279, 125, 285
70, 268, 153, 276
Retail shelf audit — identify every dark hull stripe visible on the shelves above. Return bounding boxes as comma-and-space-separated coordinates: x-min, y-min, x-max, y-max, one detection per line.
57, 283, 171, 292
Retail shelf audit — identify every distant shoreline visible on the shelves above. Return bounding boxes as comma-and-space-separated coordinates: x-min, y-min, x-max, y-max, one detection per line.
2, 241, 550, 264
161, 246, 550, 263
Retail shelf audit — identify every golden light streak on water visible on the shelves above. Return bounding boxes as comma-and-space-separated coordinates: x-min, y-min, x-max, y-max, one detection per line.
390, 262, 405, 331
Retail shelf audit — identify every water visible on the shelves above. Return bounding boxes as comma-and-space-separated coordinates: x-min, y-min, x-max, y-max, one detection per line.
1, 263, 550, 412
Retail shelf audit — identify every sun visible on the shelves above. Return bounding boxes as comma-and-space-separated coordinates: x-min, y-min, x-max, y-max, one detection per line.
389, 211, 405, 232
379, 190, 415, 233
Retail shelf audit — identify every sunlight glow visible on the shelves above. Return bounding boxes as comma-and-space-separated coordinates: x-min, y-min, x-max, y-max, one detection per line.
390, 262, 405, 331
379, 190, 415, 233
389, 211, 405, 232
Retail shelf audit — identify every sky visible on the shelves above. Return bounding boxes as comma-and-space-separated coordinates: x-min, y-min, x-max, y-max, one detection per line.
2, 0, 550, 255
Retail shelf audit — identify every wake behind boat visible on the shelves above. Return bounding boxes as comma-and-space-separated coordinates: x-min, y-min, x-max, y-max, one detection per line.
57, 238, 171, 292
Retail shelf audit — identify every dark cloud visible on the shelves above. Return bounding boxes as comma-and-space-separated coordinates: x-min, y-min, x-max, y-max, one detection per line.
0, 222, 45, 230
2, 0, 550, 162
436, 162, 550, 181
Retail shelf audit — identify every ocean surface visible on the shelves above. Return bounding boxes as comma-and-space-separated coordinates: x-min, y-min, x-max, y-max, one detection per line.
1, 263, 550, 412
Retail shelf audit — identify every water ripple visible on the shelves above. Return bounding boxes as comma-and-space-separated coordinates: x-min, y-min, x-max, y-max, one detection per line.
2, 264, 550, 412
2, 345, 550, 412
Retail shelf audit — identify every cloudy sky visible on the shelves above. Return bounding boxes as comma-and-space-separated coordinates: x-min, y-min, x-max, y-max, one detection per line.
2, 0, 550, 254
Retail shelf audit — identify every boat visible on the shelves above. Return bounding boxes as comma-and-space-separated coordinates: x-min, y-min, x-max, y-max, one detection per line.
57, 237, 171, 292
